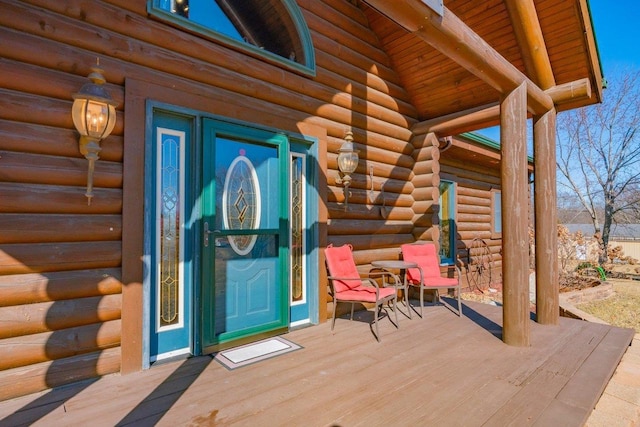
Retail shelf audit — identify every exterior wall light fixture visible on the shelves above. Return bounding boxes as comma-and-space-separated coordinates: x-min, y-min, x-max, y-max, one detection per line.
336, 130, 359, 210
71, 62, 117, 205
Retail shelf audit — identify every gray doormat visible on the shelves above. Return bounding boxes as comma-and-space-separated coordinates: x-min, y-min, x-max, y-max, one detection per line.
213, 336, 302, 370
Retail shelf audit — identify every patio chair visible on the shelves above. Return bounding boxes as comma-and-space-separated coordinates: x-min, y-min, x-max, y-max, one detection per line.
400, 243, 462, 317
325, 244, 398, 341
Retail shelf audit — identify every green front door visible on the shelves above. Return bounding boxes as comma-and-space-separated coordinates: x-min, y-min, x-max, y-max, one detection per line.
201, 119, 289, 351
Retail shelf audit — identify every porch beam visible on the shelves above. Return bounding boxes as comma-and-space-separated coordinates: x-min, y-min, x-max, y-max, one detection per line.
545, 78, 593, 111
533, 109, 559, 324
504, 0, 555, 89
363, 0, 553, 115
501, 82, 530, 346
413, 78, 591, 136
412, 102, 500, 136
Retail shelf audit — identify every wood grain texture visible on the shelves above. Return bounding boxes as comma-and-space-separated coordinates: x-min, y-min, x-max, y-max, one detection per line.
0, 303, 631, 425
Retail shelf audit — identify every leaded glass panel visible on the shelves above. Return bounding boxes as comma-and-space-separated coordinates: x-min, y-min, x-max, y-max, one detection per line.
158, 129, 184, 329
291, 155, 304, 303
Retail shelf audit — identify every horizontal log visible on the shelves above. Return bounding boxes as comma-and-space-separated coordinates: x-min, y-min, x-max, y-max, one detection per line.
411, 144, 439, 163
456, 223, 491, 232
320, 0, 370, 27
0, 119, 123, 162
327, 187, 413, 208
458, 231, 493, 241
0, 214, 122, 244
412, 186, 440, 201
328, 219, 414, 236
0, 5, 414, 141
0, 347, 121, 401
412, 227, 436, 242
327, 203, 414, 221
329, 233, 414, 252
411, 199, 437, 213
411, 173, 439, 188
412, 211, 438, 228
457, 213, 492, 224
303, 8, 392, 71
456, 186, 492, 199
0, 319, 121, 370
413, 159, 437, 176
441, 176, 499, 194
411, 131, 439, 151
0, 268, 122, 307
458, 204, 492, 215
545, 78, 591, 107
300, 0, 381, 54
0, 182, 122, 214
351, 247, 405, 266
326, 136, 414, 167
0, 56, 124, 112
0, 88, 124, 137
0, 150, 122, 188
326, 173, 414, 196
0, 294, 121, 338
0, 36, 410, 165
326, 145, 415, 175
458, 194, 492, 207
316, 62, 418, 119
314, 51, 412, 110
0, 241, 121, 275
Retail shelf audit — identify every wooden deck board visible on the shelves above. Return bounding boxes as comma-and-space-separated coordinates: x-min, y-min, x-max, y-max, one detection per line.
0, 300, 633, 427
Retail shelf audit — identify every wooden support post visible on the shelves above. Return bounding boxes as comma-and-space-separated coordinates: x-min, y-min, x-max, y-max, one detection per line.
501, 83, 530, 346
534, 109, 559, 324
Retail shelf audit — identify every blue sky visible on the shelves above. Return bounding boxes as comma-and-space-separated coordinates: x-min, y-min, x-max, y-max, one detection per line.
476, 0, 640, 141
590, 0, 640, 72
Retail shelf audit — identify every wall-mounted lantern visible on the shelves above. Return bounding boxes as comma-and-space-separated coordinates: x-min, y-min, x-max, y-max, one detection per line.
336, 130, 359, 210
71, 63, 117, 205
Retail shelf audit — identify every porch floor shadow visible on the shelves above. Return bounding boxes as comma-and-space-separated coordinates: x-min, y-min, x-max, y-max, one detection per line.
0, 300, 634, 427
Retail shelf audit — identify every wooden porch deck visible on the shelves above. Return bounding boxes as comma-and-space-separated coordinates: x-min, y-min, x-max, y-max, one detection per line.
0, 300, 634, 427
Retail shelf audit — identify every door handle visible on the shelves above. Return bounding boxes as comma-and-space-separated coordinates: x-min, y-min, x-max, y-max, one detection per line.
204, 221, 214, 247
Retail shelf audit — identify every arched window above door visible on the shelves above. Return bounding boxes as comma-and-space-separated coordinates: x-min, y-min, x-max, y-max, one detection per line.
150, 0, 316, 75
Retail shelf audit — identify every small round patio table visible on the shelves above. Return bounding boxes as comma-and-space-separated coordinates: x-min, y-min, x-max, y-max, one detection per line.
371, 260, 418, 319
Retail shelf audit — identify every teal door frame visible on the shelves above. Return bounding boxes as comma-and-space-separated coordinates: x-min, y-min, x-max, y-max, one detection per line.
143, 101, 318, 364
200, 119, 290, 352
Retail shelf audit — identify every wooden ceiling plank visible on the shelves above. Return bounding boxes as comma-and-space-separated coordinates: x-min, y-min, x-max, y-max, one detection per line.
362, 0, 554, 114
503, 0, 555, 89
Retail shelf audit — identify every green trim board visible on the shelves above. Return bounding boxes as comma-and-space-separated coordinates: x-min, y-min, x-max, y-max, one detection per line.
461, 131, 534, 163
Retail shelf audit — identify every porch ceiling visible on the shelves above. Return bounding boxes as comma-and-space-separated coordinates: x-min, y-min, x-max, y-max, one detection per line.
360, 0, 603, 130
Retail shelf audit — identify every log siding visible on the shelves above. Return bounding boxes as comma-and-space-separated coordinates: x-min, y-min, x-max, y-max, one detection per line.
0, 0, 561, 400
0, 0, 422, 399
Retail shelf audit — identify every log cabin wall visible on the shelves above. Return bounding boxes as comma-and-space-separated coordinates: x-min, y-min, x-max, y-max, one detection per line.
439, 135, 506, 293
410, 132, 441, 244
0, 0, 420, 399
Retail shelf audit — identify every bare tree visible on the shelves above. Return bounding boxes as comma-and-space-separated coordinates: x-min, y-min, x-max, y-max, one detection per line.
556, 69, 640, 264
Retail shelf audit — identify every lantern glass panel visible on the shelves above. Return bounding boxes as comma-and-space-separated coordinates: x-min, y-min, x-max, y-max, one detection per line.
338, 151, 358, 174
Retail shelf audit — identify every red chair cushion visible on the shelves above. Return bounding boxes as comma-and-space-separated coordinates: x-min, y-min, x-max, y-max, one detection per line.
401, 243, 457, 287
337, 285, 397, 302
325, 244, 363, 293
